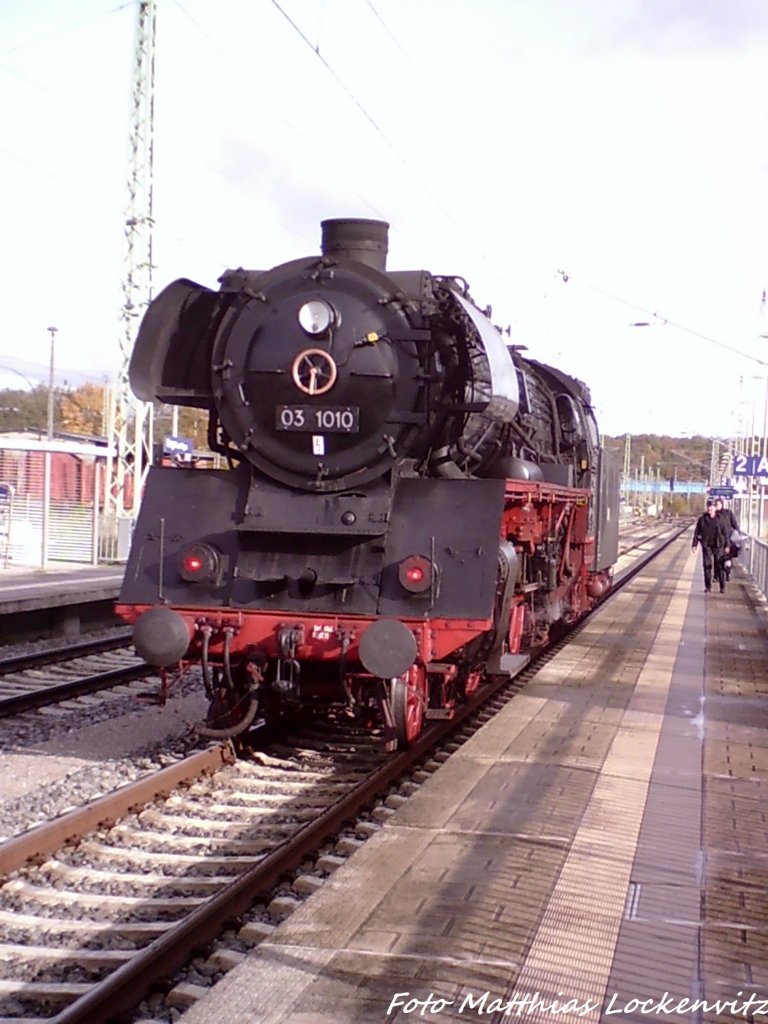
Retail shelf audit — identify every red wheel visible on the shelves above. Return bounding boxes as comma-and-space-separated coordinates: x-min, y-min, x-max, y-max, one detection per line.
391, 665, 427, 749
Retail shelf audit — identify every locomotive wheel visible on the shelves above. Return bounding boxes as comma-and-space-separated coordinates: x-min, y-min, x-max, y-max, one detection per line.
391, 665, 427, 750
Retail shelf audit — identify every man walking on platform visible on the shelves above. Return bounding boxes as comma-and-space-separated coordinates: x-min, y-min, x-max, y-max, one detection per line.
692, 502, 730, 593
714, 498, 740, 581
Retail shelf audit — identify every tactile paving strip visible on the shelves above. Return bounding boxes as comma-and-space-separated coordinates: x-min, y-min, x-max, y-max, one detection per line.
701, 569, 768, 1001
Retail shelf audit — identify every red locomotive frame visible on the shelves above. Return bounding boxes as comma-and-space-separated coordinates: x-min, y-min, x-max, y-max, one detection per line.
116, 478, 611, 750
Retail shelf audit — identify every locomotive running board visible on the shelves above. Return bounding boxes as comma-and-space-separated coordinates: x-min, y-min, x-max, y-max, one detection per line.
487, 652, 530, 676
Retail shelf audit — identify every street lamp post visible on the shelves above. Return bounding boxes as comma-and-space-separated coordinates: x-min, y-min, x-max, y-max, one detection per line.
758, 373, 768, 540
759, 334, 768, 540
741, 372, 768, 540
46, 326, 58, 440
42, 325, 58, 568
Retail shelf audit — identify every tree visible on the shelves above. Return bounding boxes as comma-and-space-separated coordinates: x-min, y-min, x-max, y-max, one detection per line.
59, 383, 107, 437
604, 434, 711, 483
0, 386, 53, 433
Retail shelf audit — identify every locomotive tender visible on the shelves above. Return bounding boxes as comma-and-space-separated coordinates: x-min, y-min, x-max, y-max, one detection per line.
116, 218, 620, 749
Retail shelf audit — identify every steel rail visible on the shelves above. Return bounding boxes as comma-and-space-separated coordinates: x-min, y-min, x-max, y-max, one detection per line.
0, 662, 154, 718
611, 522, 690, 590
0, 744, 235, 878
0, 629, 133, 676
47, 721, 472, 1024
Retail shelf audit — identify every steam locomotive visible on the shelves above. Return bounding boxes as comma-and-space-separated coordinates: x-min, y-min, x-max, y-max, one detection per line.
116, 219, 619, 749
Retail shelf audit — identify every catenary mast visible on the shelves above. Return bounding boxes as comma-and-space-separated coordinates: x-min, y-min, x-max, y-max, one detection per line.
107, 0, 156, 520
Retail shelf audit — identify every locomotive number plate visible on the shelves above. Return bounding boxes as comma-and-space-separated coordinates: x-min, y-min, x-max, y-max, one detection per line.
276, 405, 360, 433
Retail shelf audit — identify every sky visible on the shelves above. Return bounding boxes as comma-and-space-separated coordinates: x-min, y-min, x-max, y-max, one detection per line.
1, 0, 767, 438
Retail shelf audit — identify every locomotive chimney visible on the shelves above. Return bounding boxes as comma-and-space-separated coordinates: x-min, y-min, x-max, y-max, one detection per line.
321, 218, 389, 272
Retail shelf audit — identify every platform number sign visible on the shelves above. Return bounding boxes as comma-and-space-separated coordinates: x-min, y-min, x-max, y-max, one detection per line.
732, 454, 768, 479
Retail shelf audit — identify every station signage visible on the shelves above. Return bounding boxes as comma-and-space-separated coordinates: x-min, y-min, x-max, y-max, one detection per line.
732, 453, 768, 477
708, 486, 736, 498
163, 435, 194, 456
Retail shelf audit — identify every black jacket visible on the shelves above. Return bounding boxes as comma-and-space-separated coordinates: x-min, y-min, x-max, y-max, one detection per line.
693, 513, 728, 551
716, 507, 739, 536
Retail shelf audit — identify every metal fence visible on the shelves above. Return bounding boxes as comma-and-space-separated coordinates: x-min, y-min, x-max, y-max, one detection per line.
741, 534, 768, 603
0, 438, 114, 569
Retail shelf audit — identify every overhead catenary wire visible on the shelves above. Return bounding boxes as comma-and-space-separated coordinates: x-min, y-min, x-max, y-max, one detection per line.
0, 2, 133, 56
0, 143, 119, 210
266, 0, 538, 318
268, 1, 441, 197
0, 4, 135, 213
163, 0, 518, 307
168, 0, 388, 227
2, 0, 521, 324
365, 1, 409, 58
267, 0, 471, 237
4, 0, 761, 411
557, 271, 768, 368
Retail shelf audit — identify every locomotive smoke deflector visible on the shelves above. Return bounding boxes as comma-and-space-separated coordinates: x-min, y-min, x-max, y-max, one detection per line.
129, 278, 219, 405
450, 289, 519, 420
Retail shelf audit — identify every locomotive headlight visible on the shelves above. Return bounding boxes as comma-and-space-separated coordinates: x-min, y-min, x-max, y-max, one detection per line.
398, 555, 434, 594
298, 299, 336, 335
178, 542, 222, 585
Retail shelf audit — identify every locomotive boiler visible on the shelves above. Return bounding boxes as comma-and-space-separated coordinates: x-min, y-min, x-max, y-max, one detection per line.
116, 218, 620, 749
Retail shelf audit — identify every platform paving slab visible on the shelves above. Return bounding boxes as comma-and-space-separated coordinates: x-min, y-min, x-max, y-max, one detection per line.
179, 544, 697, 1024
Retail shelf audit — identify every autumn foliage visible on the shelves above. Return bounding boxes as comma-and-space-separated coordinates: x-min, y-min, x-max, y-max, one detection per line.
0, 384, 209, 450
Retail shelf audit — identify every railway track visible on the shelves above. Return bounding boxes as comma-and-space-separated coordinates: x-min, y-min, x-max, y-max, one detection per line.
0, 632, 149, 719
0, 631, 132, 675
0, 686, 530, 1024
617, 518, 692, 558
0, 525, 688, 1023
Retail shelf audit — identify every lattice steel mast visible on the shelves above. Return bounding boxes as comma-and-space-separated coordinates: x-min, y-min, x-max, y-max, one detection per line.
108, 0, 156, 518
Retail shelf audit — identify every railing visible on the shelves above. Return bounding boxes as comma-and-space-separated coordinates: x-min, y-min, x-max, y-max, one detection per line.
0, 443, 110, 569
0, 439, 224, 570
741, 535, 768, 602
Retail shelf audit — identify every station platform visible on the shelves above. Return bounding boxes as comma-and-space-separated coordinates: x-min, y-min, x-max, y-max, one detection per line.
0, 565, 124, 637
178, 535, 768, 1024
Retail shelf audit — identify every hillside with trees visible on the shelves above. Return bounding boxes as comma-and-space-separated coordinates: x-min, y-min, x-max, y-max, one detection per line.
0, 387, 722, 482
604, 434, 712, 483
